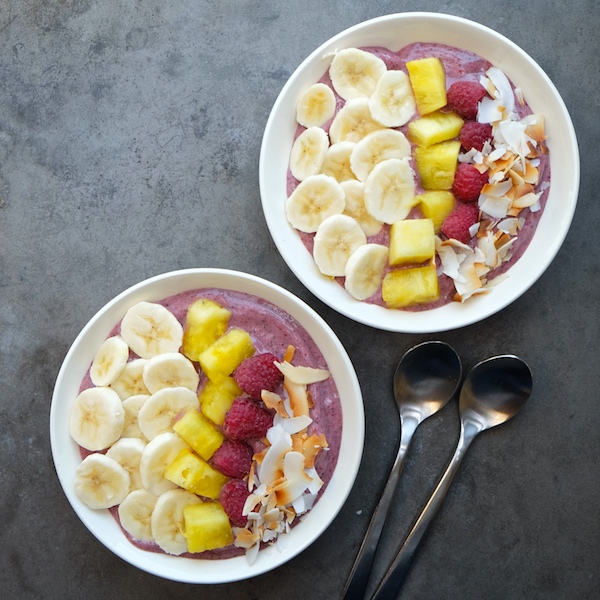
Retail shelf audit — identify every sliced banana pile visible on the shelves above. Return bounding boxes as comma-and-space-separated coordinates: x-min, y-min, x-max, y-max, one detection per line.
287, 47, 419, 301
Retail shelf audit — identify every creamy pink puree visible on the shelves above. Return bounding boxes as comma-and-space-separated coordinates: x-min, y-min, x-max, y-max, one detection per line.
79, 288, 342, 559
287, 43, 551, 311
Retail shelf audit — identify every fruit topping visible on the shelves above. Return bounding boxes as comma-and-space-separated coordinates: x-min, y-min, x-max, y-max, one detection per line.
440, 203, 480, 244
452, 163, 489, 203
222, 397, 274, 441
446, 80, 487, 119
210, 439, 254, 479
405, 57, 447, 115
233, 352, 282, 400
459, 121, 493, 151
220, 479, 252, 527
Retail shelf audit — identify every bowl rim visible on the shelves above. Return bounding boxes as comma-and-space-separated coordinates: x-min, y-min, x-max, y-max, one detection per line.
259, 11, 580, 332
50, 267, 365, 583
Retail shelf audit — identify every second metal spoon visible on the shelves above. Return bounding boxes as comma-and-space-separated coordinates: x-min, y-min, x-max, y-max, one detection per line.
341, 341, 462, 600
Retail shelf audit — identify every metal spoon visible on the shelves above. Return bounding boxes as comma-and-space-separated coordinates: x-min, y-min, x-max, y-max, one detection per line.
341, 341, 462, 600
370, 355, 533, 600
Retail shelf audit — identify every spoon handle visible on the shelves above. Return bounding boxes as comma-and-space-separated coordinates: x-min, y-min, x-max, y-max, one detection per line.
340, 415, 420, 600
369, 421, 480, 600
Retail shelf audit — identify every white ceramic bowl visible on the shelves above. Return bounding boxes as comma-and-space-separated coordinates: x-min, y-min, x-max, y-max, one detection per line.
259, 12, 579, 332
50, 268, 364, 583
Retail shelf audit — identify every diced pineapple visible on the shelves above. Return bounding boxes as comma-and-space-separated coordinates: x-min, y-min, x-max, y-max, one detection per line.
406, 57, 447, 115
413, 140, 461, 190
198, 328, 255, 383
417, 191, 456, 231
164, 448, 229, 499
407, 111, 464, 147
382, 264, 440, 308
184, 502, 233, 553
182, 299, 231, 362
389, 219, 435, 266
173, 408, 224, 460
199, 376, 242, 426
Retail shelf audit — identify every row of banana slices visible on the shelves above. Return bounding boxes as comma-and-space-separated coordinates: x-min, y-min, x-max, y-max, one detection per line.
286, 48, 421, 301
70, 301, 221, 555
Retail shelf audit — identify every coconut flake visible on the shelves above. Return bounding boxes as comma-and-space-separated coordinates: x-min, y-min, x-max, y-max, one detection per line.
276, 361, 330, 385
486, 67, 515, 116
479, 194, 512, 219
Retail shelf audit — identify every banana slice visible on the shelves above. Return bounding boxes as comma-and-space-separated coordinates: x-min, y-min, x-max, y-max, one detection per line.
341, 180, 383, 237
364, 158, 417, 224
329, 48, 387, 101
350, 129, 411, 182
151, 488, 202, 555
368, 70, 416, 127
89, 336, 129, 387
142, 352, 200, 395
296, 82, 337, 128
118, 489, 158, 542
289, 126, 329, 181
344, 243, 389, 300
286, 174, 345, 233
110, 358, 150, 400
329, 98, 385, 144
106, 437, 147, 491
138, 386, 199, 440
313, 214, 367, 277
321, 141, 357, 183
120, 302, 184, 359
139, 431, 190, 496
69, 387, 125, 451
121, 394, 150, 440
74, 453, 131, 509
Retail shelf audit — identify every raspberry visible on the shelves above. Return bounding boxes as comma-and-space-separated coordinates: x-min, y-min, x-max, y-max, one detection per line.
220, 479, 251, 527
452, 163, 489, 203
210, 439, 253, 479
459, 121, 493, 152
441, 203, 480, 244
234, 353, 282, 400
223, 397, 273, 440
447, 81, 487, 119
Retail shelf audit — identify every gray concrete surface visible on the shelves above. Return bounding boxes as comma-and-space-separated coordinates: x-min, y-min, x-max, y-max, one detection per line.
0, 1, 598, 598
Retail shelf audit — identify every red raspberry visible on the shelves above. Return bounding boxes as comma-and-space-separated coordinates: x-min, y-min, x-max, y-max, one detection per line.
452, 163, 489, 203
447, 81, 487, 119
220, 479, 251, 527
234, 353, 282, 400
441, 203, 480, 244
459, 121, 493, 152
210, 439, 253, 479
223, 397, 273, 440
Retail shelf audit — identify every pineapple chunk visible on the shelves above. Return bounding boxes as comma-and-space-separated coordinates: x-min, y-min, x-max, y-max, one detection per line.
198, 328, 255, 383
184, 502, 233, 553
164, 448, 228, 499
413, 140, 461, 190
382, 264, 440, 308
199, 376, 242, 426
407, 111, 464, 147
182, 299, 231, 362
173, 408, 224, 460
417, 191, 456, 231
406, 57, 447, 115
389, 219, 435, 265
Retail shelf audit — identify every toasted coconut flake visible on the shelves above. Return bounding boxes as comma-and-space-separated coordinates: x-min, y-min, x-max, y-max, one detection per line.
301, 433, 328, 468
494, 232, 513, 249
279, 414, 313, 434
436, 240, 468, 283
523, 114, 546, 142
259, 428, 292, 485
262, 390, 290, 418
478, 233, 500, 268
497, 217, 521, 235
486, 67, 515, 115
234, 528, 261, 549
285, 378, 311, 417
283, 345, 296, 363
512, 192, 540, 209
481, 180, 512, 198
478, 97, 504, 123
276, 361, 330, 385
479, 194, 512, 219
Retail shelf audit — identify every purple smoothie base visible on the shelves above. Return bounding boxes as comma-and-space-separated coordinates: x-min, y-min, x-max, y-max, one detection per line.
78, 288, 343, 560
286, 42, 551, 311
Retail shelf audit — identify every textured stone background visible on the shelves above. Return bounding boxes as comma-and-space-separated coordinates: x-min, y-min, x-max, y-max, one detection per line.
0, 1, 597, 599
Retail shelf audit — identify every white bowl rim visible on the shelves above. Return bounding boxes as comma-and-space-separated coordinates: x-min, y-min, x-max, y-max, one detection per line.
50, 268, 365, 583
259, 11, 580, 333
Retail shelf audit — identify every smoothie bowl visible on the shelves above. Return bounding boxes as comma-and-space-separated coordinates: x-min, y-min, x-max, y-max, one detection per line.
50, 269, 364, 583
259, 12, 579, 332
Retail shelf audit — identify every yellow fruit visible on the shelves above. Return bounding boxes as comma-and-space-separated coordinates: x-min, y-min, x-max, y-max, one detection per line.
407, 111, 464, 147
406, 57, 447, 115
164, 448, 228, 499
173, 408, 224, 460
413, 140, 461, 190
198, 328, 255, 383
382, 264, 440, 308
199, 376, 242, 426
389, 219, 435, 265
184, 502, 233, 553
182, 299, 231, 362
417, 191, 456, 231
